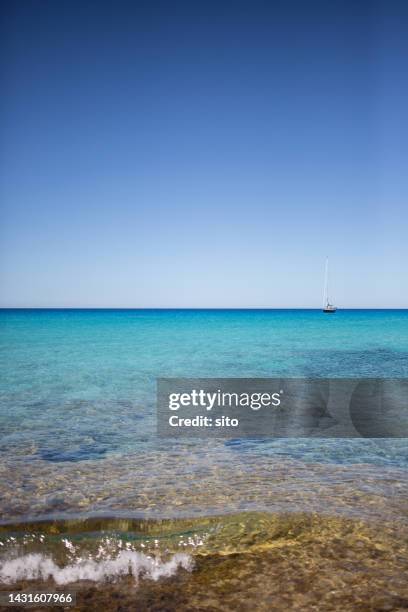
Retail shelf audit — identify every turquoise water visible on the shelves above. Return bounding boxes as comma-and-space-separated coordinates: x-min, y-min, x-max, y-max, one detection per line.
0, 309, 407, 521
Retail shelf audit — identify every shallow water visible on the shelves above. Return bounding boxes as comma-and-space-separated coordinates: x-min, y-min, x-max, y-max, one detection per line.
0, 511, 407, 611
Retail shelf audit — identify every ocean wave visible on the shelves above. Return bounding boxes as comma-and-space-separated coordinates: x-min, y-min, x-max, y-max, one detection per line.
0, 551, 193, 585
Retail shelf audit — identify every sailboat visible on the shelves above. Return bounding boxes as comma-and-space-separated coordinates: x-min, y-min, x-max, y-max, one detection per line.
323, 257, 337, 313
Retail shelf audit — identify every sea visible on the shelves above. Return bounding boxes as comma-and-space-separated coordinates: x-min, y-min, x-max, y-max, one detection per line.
0, 309, 407, 610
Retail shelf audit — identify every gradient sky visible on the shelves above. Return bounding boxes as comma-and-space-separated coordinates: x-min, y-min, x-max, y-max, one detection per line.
1, 0, 407, 307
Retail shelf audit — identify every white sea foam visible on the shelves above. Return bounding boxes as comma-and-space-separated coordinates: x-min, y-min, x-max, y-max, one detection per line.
0, 551, 193, 585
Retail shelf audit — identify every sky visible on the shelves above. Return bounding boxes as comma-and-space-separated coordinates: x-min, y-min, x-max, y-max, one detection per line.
1, 0, 407, 308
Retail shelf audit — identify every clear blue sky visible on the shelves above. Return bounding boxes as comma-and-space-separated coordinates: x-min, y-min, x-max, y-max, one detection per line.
1, 0, 407, 307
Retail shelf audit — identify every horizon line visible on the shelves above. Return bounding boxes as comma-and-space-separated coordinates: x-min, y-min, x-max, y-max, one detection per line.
1, 307, 408, 311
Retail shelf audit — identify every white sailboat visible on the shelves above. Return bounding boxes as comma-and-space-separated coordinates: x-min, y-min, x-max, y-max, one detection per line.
323, 257, 337, 313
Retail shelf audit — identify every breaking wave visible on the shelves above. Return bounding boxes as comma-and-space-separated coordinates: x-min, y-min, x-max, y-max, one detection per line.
0, 551, 193, 585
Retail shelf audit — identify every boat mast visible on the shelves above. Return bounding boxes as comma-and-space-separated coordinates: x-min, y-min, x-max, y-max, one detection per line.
323, 257, 329, 308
